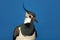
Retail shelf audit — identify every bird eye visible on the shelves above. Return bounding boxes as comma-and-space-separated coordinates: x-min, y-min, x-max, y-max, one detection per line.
29, 16, 31, 18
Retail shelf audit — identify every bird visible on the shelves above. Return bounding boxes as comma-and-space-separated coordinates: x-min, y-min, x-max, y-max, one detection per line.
13, 5, 38, 40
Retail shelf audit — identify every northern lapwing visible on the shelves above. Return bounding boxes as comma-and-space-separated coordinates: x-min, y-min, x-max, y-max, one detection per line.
13, 6, 38, 40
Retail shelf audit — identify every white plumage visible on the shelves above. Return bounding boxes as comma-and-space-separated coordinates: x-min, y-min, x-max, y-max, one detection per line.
24, 17, 31, 24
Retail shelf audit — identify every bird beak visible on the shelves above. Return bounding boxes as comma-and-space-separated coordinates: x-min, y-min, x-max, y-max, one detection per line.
34, 18, 38, 23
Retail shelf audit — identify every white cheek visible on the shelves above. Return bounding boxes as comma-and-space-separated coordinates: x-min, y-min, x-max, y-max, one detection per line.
24, 18, 31, 24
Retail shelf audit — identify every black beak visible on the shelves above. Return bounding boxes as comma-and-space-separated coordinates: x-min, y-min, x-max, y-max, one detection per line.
34, 18, 38, 23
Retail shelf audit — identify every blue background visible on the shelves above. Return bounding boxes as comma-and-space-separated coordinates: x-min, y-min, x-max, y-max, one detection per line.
0, 0, 60, 40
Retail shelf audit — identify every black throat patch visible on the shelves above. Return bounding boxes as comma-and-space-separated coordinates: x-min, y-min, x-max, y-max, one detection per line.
21, 23, 35, 36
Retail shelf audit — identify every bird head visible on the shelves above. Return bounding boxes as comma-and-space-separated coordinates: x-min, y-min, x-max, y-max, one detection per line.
23, 6, 38, 24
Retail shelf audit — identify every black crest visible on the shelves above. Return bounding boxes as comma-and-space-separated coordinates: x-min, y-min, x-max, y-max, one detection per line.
23, 4, 36, 17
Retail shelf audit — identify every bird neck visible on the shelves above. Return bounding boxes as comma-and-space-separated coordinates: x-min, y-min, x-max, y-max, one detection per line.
21, 21, 35, 36
24, 21, 34, 27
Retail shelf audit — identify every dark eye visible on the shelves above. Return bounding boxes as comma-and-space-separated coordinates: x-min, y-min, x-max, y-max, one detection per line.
29, 16, 31, 18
